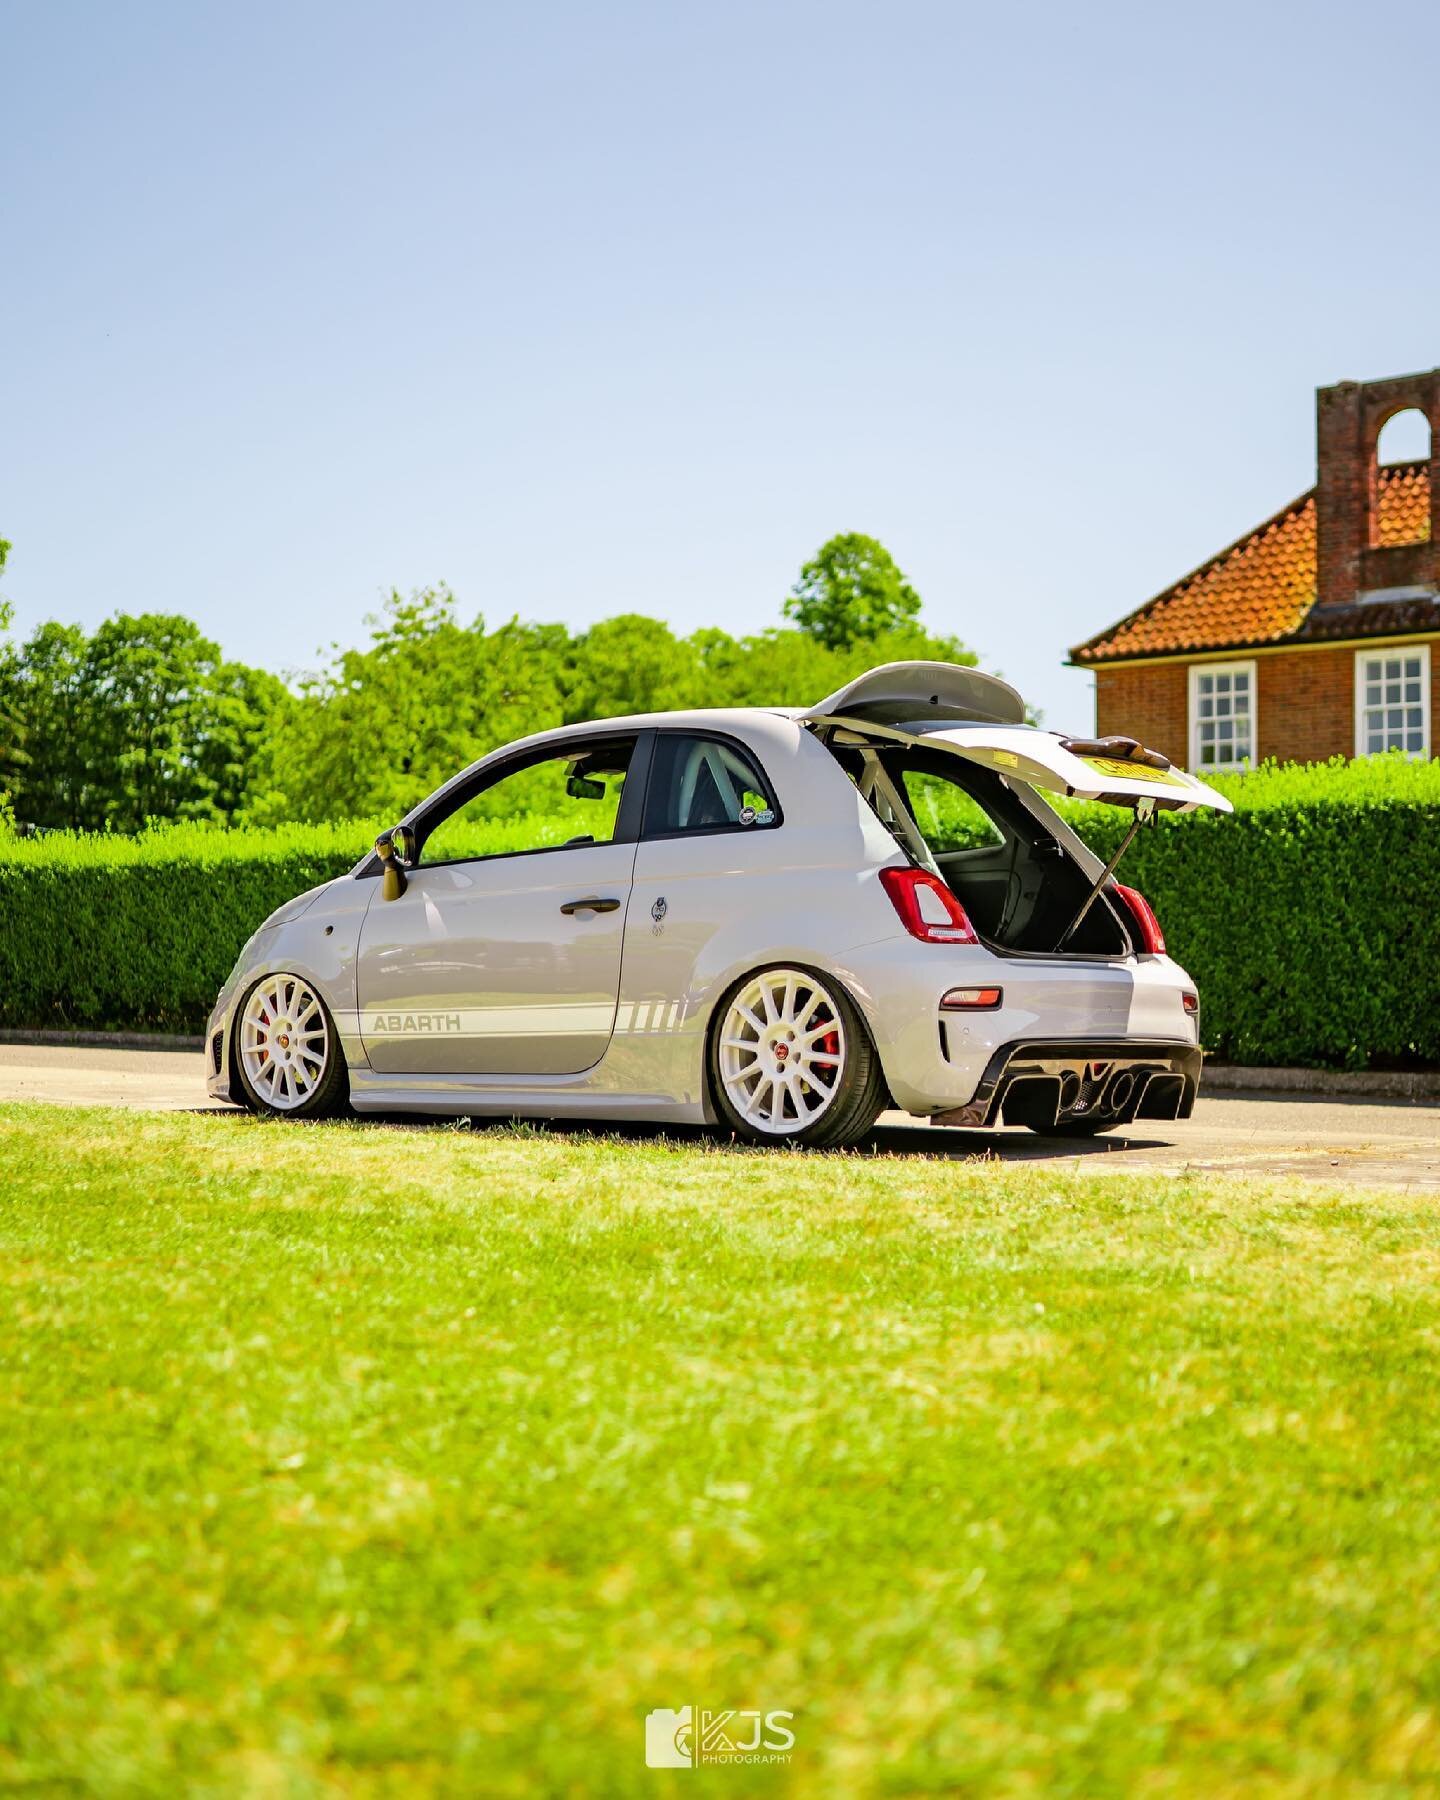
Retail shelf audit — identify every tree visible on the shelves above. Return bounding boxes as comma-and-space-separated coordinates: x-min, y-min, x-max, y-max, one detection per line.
0, 533, 987, 833
190, 657, 288, 821
689, 617, 978, 711
783, 532, 924, 650
243, 588, 571, 825
563, 614, 700, 723
0, 621, 88, 824
83, 614, 271, 828
0, 537, 14, 833
1, 612, 283, 831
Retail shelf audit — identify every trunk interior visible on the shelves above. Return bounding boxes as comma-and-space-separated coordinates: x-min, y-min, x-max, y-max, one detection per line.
831, 738, 1132, 958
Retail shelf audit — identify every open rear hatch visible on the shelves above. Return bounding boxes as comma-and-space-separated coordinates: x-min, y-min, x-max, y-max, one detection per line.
805, 661, 1233, 817
804, 661, 1232, 956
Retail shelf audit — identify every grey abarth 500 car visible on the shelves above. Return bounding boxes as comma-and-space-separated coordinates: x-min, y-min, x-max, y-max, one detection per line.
207, 661, 1230, 1147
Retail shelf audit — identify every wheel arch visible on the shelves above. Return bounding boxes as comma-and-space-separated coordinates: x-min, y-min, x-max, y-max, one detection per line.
230, 947, 366, 1075
229, 972, 356, 1080
698, 953, 895, 1125
229, 965, 352, 1117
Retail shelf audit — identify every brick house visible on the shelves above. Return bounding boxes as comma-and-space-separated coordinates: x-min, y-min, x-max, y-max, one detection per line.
1070, 369, 1440, 771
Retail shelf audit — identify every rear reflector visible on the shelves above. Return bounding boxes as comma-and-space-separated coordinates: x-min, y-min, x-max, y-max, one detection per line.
879, 867, 979, 945
1112, 882, 1166, 955
940, 986, 1002, 1010
1182, 991, 1199, 1016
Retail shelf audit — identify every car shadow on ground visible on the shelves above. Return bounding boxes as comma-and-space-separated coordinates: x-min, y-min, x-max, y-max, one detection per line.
864, 1121, 1176, 1160
249, 1108, 1177, 1161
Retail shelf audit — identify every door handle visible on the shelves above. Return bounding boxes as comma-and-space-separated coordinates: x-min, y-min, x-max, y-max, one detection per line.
560, 895, 621, 915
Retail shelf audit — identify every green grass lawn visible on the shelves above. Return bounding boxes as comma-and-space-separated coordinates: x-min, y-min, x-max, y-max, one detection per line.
4, 1106, 1440, 1795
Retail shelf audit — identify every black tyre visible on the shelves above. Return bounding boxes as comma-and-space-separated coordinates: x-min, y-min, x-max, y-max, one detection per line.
707, 964, 886, 1149
233, 972, 349, 1120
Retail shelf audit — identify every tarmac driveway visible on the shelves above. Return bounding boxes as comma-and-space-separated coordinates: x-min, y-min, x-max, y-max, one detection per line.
2, 1041, 1437, 1190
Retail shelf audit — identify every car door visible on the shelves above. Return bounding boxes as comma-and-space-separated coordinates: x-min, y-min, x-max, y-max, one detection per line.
621, 724, 791, 1020
356, 732, 649, 1076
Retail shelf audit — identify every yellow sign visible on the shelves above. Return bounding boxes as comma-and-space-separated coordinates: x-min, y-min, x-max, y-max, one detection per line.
1078, 755, 1189, 788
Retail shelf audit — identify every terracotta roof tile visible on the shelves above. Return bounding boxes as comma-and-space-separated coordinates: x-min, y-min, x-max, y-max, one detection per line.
1376, 459, 1430, 546
1072, 462, 1432, 663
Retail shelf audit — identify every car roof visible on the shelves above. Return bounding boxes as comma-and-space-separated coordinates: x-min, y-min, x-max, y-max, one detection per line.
471, 705, 796, 760
398, 707, 801, 828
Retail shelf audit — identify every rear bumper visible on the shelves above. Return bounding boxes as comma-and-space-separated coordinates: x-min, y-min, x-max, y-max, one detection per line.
929, 1038, 1202, 1130
844, 937, 1200, 1116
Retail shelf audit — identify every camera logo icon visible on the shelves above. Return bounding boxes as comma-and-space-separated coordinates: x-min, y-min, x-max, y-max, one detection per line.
644, 1707, 694, 1768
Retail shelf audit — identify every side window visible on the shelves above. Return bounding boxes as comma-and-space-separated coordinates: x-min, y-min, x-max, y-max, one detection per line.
643, 734, 778, 836
899, 768, 1005, 853
421, 739, 636, 865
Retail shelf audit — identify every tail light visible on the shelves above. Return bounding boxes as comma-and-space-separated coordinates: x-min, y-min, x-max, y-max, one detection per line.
879, 867, 978, 945
1112, 882, 1166, 955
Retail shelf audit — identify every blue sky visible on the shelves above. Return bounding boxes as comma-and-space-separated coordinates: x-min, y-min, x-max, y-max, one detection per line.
4, 0, 1439, 732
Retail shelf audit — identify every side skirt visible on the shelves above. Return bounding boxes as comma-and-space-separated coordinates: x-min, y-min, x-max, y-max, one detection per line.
347, 1068, 709, 1124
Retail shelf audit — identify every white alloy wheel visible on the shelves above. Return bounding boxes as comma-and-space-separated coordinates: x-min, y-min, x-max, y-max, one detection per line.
239, 975, 330, 1112
717, 967, 848, 1136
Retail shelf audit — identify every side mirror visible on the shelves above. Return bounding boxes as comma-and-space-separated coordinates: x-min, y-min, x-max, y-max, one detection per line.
374, 826, 415, 902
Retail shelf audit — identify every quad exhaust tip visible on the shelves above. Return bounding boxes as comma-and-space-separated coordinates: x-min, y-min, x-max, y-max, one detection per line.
1106, 1070, 1137, 1114
995, 1065, 1189, 1132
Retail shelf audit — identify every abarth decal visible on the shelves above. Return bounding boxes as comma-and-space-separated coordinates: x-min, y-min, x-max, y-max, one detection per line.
368, 1012, 463, 1034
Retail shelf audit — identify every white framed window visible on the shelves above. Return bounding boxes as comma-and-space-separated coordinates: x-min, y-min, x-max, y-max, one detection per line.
1189, 661, 1257, 770
1354, 645, 1431, 758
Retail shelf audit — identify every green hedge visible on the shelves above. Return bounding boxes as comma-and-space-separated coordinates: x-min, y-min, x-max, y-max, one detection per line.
1062, 756, 1440, 1069
2, 758, 1438, 1067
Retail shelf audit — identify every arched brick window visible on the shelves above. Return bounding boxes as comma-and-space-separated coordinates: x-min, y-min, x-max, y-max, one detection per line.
1371, 407, 1431, 548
